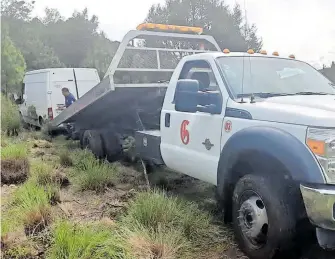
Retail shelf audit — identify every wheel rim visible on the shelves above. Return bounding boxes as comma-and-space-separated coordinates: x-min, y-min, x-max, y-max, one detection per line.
238, 194, 269, 248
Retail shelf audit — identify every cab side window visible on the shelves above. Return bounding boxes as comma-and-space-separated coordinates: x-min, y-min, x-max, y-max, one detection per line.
174, 60, 222, 114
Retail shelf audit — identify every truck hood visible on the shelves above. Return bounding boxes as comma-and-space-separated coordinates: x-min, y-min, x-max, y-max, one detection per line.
228, 95, 335, 128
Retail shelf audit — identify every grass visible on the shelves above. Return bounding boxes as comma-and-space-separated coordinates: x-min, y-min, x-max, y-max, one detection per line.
120, 190, 221, 258
1, 133, 230, 259
1, 142, 28, 160
48, 221, 127, 259
1, 142, 29, 184
75, 159, 118, 192
59, 150, 73, 167
10, 180, 53, 235
70, 149, 118, 192
123, 223, 188, 259
70, 149, 96, 171
1, 94, 20, 133
122, 189, 212, 240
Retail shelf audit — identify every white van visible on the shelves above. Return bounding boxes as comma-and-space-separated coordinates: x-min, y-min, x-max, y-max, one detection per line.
18, 68, 100, 128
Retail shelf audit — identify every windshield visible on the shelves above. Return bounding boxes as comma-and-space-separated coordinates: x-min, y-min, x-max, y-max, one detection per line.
217, 56, 335, 98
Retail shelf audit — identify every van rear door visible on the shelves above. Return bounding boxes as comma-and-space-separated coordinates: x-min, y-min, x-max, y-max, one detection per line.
73, 68, 100, 97
49, 69, 78, 118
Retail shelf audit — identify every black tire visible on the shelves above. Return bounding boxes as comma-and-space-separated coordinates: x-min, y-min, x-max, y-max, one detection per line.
38, 117, 44, 128
100, 130, 123, 162
82, 130, 105, 159
79, 130, 86, 148
20, 113, 29, 129
232, 174, 297, 259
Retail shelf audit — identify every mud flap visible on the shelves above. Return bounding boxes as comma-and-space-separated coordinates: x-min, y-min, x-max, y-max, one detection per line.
316, 228, 335, 250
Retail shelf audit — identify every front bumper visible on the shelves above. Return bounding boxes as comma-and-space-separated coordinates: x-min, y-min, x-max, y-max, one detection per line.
300, 184, 335, 250
300, 183, 335, 231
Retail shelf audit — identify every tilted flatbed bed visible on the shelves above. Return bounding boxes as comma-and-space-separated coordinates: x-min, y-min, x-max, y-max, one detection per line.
50, 26, 221, 132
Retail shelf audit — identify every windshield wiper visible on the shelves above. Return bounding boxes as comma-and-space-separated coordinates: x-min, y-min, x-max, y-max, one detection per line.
237, 92, 294, 98
293, 92, 332, 95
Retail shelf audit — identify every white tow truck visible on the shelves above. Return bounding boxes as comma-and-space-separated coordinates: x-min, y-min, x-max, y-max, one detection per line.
50, 23, 335, 259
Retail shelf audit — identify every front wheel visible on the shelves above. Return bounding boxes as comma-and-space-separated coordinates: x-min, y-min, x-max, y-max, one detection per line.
232, 174, 298, 259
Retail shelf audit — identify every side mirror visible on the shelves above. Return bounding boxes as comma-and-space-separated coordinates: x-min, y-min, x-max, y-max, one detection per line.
174, 79, 199, 113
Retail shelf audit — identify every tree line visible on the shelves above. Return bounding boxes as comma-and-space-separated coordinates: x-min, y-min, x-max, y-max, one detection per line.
2, 0, 263, 94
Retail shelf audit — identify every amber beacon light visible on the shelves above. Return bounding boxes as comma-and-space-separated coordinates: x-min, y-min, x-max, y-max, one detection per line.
136, 23, 203, 34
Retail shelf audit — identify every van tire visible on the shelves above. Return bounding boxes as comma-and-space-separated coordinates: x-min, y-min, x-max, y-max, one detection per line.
82, 130, 105, 159
100, 130, 123, 162
232, 174, 297, 259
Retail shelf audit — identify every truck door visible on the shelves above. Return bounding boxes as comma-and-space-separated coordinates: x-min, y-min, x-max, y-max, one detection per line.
160, 59, 226, 185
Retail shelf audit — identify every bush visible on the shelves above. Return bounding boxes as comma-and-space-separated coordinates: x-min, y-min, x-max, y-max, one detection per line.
1, 94, 20, 134
123, 190, 212, 241
48, 221, 127, 259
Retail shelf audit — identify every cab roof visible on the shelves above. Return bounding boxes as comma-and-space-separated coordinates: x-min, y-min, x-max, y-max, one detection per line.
184, 51, 301, 61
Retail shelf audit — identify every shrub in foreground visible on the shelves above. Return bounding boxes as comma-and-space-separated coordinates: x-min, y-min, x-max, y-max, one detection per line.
48, 221, 127, 259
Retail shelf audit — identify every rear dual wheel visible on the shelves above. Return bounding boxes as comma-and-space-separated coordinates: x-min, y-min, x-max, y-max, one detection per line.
81, 130, 123, 162
82, 130, 104, 159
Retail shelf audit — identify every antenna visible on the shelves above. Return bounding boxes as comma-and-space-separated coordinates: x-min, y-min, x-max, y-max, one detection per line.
239, 55, 246, 103
239, 0, 248, 104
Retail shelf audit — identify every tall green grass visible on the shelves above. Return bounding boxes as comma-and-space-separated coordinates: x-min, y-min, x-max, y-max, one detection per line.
1, 142, 28, 160
123, 223, 188, 259
1, 94, 20, 133
48, 221, 127, 259
30, 161, 56, 186
10, 180, 53, 234
120, 190, 218, 258
122, 190, 212, 240
70, 149, 118, 192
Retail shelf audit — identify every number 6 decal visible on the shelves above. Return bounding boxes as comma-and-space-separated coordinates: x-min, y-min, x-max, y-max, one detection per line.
180, 120, 190, 145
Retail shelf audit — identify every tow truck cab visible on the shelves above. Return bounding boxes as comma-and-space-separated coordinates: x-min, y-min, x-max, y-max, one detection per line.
137, 51, 335, 257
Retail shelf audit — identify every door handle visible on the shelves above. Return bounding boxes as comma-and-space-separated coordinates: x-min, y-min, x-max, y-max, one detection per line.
165, 113, 170, 127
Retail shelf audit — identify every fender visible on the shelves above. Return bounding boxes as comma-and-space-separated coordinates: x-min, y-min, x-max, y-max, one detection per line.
217, 126, 325, 220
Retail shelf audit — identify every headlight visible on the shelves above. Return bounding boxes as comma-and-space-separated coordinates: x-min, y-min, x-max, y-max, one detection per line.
306, 127, 335, 184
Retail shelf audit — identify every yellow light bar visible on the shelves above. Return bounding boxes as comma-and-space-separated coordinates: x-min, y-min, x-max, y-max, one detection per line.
260, 50, 267, 55
136, 23, 203, 34
289, 54, 295, 59
272, 51, 279, 56
223, 48, 230, 54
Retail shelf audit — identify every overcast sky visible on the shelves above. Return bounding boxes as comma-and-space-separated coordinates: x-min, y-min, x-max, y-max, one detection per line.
33, 0, 335, 69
